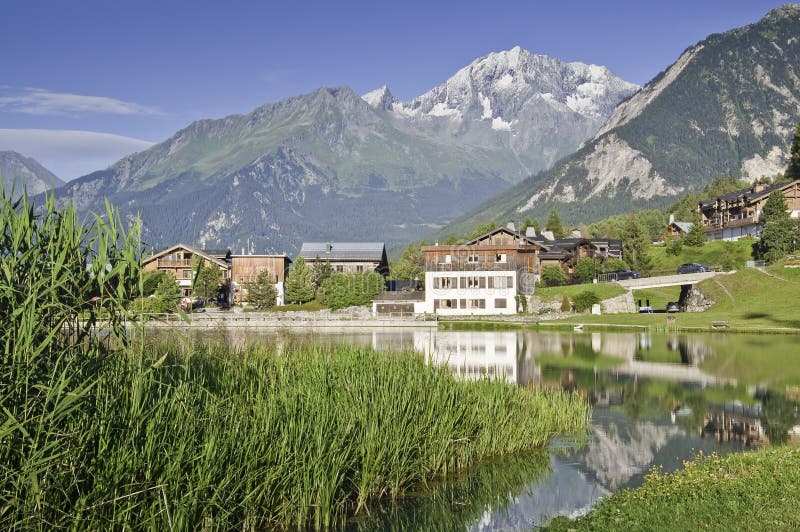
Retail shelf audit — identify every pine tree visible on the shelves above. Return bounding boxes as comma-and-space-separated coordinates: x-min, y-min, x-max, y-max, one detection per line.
786, 121, 800, 182
620, 213, 653, 272
683, 220, 707, 247
545, 209, 565, 238
310, 257, 333, 294
243, 269, 277, 309
192, 259, 221, 301
285, 256, 315, 304
755, 190, 799, 261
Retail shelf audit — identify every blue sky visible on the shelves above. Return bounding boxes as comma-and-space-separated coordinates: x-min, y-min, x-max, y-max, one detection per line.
0, 0, 789, 180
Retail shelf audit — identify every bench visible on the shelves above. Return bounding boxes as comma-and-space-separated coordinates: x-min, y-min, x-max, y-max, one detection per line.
711, 320, 729, 329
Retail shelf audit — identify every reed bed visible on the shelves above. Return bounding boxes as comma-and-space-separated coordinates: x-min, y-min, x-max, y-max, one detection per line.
3, 340, 589, 529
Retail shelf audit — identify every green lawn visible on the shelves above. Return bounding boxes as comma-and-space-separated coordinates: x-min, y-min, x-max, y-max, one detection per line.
648, 238, 755, 274
534, 283, 626, 304
545, 446, 800, 530
631, 286, 682, 310
548, 263, 800, 332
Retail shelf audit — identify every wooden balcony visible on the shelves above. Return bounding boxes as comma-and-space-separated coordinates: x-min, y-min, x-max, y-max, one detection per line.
157, 259, 193, 268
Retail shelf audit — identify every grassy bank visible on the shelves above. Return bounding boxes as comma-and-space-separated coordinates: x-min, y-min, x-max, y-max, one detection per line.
547, 265, 800, 332
3, 342, 589, 529
545, 446, 800, 530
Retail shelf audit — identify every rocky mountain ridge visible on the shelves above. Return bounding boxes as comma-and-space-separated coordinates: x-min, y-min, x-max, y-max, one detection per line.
52, 48, 637, 252
0, 151, 63, 197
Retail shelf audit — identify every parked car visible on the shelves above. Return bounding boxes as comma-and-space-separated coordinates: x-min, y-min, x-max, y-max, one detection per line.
608, 269, 640, 280
677, 263, 710, 274
666, 301, 681, 313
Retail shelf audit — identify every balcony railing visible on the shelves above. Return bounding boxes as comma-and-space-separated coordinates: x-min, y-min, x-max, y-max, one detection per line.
426, 260, 519, 272
157, 259, 193, 268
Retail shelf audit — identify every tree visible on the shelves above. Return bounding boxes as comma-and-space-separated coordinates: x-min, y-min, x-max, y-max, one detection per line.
541, 265, 567, 287
620, 213, 653, 272
285, 256, 315, 304
152, 272, 181, 312
545, 209, 565, 238
311, 257, 333, 295
574, 257, 601, 284
665, 238, 683, 256
142, 270, 170, 296
469, 221, 497, 239
192, 258, 222, 301
319, 271, 384, 310
754, 190, 799, 262
391, 241, 425, 289
682, 220, 707, 247
786, 121, 800, 182
243, 269, 277, 309
602, 257, 629, 272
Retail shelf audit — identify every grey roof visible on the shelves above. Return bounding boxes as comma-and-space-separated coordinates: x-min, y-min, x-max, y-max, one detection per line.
671, 221, 695, 233
373, 291, 425, 302
700, 180, 798, 207
299, 242, 386, 262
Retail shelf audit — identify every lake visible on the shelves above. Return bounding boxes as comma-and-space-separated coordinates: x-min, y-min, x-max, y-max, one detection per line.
161, 327, 800, 529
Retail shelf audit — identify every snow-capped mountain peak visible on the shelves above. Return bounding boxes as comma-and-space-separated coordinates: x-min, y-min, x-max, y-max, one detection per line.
361, 85, 397, 111
384, 47, 638, 127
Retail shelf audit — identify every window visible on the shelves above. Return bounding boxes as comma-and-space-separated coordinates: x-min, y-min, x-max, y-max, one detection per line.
467, 276, 480, 288
495, 253, 507, 263
356, 265, 364, 272
495, 298, 507, 309
469, 299, 486, 309
434, 299, 457, 309
435, 277, 455, 289
336, 265, 344, 272
183, 269, 191, 279
467, 254, 480, 263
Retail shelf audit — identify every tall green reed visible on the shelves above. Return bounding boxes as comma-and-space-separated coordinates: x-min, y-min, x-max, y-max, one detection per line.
0, 183, 142, 525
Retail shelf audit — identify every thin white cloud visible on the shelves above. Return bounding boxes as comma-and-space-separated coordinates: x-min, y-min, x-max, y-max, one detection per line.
0, 129, 155, 181
0, 88, 161, 116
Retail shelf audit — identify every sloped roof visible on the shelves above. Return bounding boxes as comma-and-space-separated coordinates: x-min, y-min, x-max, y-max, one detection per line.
700, 180, 799, 207
299, 242, 386, 262
143, 243, 230, 268
670, 221, 695, 233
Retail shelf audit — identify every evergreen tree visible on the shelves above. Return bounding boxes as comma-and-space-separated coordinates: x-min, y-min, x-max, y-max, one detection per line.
390, 241, 425, 284
620, 213, 653, 272
683, 220, 707, 247
531, 218, 542, 234
153, 273, 180, 312
755, 190, 799, 262
786, 121, 800, 182
310, 257, 333, 294
545, 209, 565, 238
192, 258, 221, 301
285, 256, 315, 304
243, 269, 277, 309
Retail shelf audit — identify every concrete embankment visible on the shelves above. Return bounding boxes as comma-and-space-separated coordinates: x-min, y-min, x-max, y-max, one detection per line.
141, 308, 437, 329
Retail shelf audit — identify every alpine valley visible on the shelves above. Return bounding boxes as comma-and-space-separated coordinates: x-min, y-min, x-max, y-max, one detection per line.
437, 4, 800, 240
52, 47, 637, 253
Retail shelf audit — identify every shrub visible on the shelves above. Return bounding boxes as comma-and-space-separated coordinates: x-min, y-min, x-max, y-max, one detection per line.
665, 239, 683, 256
542, 266, 568, 287
560, 295, 572, 312
319, 270, 385, 310
573, 290, 601, 312
602, 258, 629, 272
574, 258, 601, 284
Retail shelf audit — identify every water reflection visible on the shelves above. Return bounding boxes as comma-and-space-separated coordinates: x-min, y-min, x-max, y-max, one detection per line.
157, 327, 800, 529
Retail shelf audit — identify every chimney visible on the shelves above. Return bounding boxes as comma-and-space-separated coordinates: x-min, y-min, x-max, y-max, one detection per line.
669, 213, 675, 224
541, 230, 555, 241
326, 242, 332, 253
753, 182, 766, 193
506, 222, 516, 232
571, 229, 582, 238
525, 227, 537, 238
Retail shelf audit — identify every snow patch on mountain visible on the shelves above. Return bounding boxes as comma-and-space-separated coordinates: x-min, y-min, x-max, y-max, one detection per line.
594, 45, 704, 138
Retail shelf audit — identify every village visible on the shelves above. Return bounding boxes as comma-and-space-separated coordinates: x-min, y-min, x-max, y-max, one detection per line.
142, 178, 800, 318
